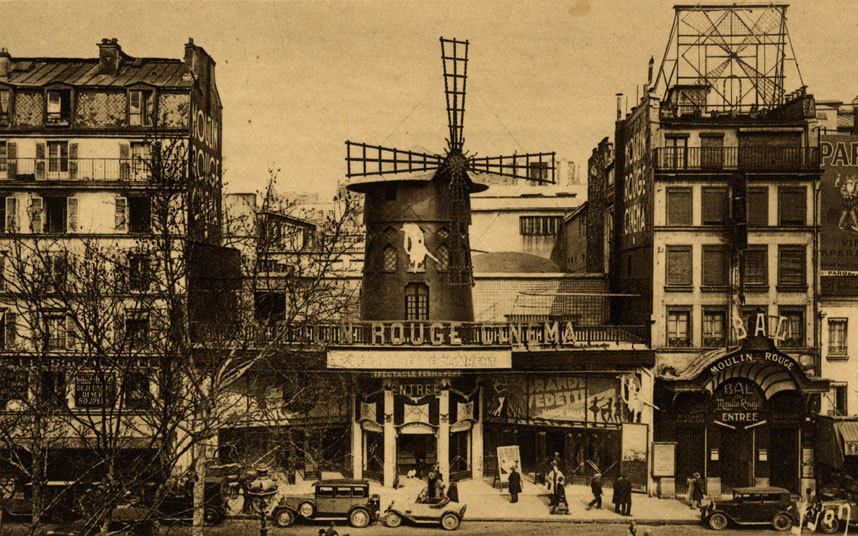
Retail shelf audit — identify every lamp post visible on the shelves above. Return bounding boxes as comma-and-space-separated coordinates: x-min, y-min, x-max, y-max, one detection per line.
247, 465, 278, 536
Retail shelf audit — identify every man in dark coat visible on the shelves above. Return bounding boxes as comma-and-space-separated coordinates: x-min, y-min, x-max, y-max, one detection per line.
616, 474, 632, 516
587, 473, 603, 510
508, 464, 522, 503
427, 464, 437, 498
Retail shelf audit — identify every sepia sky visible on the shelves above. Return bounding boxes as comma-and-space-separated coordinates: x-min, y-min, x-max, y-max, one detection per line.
3, 0, 858, 197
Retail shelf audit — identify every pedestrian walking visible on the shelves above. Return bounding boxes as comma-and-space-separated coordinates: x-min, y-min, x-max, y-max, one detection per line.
433, 464, 446, 499
691, 472, 705, 509
587, 472, 603, 510
508, 464, 522, 503
552, 451, 562, 473
325, 522, 339, 536
546, 461, 564, 507
627, 521, 637, 536
551, 475, 569, 515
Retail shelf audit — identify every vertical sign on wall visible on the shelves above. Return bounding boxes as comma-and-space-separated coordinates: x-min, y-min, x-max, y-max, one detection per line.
621, 423, 649, 492
820, 134, 858, 295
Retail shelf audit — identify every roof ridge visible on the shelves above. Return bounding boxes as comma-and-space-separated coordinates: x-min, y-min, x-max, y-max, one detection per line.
12, 57, 183, 63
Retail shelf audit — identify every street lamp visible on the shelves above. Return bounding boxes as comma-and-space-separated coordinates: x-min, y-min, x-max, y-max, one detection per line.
247, 465, 278, 536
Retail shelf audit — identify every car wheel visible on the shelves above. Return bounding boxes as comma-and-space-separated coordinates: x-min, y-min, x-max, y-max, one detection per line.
203, 507, 222, 526
384, 512, 403, 528
772, 512, 793, 531
350, 507, 371, 528
273, 508, 296, 528
440, 512, 460, 531
708, 512, 728, 531
298, 501, 315, 518
819, 510, 841, 534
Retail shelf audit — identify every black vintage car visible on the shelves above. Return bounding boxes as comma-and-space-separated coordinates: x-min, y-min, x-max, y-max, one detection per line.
272, 479, 380, 529
702, 486, 797, 531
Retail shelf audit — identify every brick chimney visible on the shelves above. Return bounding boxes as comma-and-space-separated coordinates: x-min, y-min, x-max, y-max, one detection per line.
0, 48, 10, 79
97, 38, 122, 75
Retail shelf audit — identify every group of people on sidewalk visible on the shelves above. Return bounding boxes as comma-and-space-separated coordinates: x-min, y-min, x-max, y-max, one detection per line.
505, 453, 633, 517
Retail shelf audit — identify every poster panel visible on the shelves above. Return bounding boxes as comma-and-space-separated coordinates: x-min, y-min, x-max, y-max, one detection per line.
529, 376, 588, 421
622, 423, 649, 492
496, 445, 521, 484
820, 134, 858, 295
652, 442, 675, 477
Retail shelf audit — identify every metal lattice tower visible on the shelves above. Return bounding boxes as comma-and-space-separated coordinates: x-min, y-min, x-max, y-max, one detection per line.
652, 4, 804, 112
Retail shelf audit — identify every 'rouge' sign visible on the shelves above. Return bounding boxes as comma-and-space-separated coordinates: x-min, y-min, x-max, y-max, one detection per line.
708, 350, 795, 377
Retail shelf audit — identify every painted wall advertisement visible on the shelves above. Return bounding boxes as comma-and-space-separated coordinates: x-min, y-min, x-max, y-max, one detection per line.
485, 374, 643, 425
820, 134, 858, 295
622, 423, 649, 492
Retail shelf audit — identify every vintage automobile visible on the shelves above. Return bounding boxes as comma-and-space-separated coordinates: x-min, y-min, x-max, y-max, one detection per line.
383, 493, 467, 531
807, 489, 858, 534
702, 486, 797, 531
1, 480, 90, 522
148, 476, 230, 525
271, 479, 380, 528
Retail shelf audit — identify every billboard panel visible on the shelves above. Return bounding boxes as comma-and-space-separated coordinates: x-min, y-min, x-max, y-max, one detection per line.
820, 134, 858, 295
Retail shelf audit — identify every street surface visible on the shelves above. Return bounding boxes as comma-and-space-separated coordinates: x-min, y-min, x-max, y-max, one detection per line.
0, 519, 792, 535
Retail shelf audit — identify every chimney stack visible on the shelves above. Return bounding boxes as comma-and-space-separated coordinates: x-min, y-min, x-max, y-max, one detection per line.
97, 38, 122, 75
0, 48, 10, 79
647, 56, 654, 86
616, 93, 623, 120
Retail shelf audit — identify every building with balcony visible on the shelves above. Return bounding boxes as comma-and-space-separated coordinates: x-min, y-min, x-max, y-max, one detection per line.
0, 38, 228, 483
599, 84, 830, 498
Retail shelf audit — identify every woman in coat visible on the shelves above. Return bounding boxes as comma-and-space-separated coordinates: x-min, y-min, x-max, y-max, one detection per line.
691, 472, 705, 509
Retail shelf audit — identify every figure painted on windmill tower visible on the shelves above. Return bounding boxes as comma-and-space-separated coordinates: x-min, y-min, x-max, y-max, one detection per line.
403, 222, 439, 272
836, 173, 858, 232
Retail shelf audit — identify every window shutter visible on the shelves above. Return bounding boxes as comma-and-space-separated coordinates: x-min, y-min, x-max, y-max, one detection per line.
115, 309, 125, 345
703, 247, 728, 286
35, 142, 46, 180
702, 188, 727, 224
779, 187, 806, 225
6, 142, 16, 177
747, 188, 769, 226
5, 197, 17, 233
744, 247, 767, 286
667, 189, 692, 225
29, 196, 43, 233
66, 197, 78, 232
3, 311, 15, 349
68, 143, 78, 179
119, 143, 130, 180
779, 246, 806, 287
66, 315, 80, 350
115, 197, 128, 231
666, 247, 692, 286
0, 255, 5, 291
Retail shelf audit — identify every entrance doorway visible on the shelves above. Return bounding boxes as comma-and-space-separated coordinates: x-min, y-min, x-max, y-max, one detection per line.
721, 428, 753, 491
769, 427, 798, 492
397, 434, 436, 479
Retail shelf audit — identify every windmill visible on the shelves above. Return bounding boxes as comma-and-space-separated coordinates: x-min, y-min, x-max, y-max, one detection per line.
346, 37, 556, 323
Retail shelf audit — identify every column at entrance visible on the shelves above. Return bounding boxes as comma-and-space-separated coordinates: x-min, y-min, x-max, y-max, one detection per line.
352, 394, 363, 479
384, 387, 396, 487
438, 387, 450, 484
472, 387, 483, 479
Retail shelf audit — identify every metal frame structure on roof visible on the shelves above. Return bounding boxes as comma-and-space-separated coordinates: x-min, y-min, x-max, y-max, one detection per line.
652, 4, 804, 112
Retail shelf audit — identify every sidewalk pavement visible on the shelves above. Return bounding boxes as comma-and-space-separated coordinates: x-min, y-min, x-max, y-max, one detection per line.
273, 472, 702, 525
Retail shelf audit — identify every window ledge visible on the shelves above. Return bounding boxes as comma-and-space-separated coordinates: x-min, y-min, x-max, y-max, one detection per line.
827, 354, 849, 361
743, 284, 769, 293
701, 285, 729, 292
776, 285, 808, 293
664, 285, 693, 292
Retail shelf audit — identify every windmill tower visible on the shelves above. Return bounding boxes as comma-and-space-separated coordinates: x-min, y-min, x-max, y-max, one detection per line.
346, 37, 555, 322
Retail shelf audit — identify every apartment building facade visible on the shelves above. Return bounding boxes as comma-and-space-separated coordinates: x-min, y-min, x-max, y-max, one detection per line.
0, 38, 224, 481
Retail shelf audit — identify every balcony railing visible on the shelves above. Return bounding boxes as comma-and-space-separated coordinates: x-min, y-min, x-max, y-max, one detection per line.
0, 158, 179, 182
652, 147, 820, 172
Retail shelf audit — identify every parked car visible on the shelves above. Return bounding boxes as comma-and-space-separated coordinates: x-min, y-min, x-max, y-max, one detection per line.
809, 491, 857, 534
383, 492, 467, 531
702, 486, 797, 531
1, 480, 91, 522
271, 479, 380, 528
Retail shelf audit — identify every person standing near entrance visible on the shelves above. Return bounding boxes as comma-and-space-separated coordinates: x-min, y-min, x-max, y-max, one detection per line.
587, 473, 603, 510
546, 461, 564, 507
508, 464, 522, 503
616, 473, 632, 516
691, 472, 705, 509
427, 463, 437, 498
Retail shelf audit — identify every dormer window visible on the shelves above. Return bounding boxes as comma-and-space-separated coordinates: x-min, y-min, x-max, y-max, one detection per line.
46, 89, 71, 125
128, 90, 152, 126
0, 89, 10, 125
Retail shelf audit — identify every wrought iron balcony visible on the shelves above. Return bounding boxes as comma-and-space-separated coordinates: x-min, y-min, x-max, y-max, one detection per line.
652, 146, 820, 172
0, 158, 182, 182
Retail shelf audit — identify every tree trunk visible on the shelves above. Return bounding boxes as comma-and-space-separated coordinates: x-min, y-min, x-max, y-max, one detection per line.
192, 440, 207, 536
